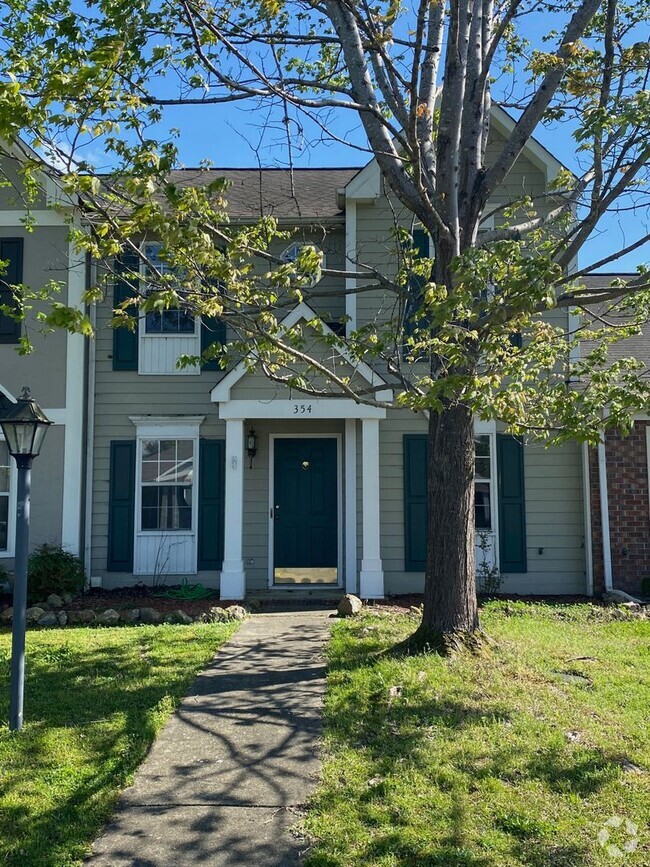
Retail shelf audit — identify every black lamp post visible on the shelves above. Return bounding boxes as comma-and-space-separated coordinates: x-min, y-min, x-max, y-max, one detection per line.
0, 387, 51, 732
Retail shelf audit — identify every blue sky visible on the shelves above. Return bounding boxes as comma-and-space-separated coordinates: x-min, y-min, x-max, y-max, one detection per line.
158, 99, 647, 275
88, 6, 647, 274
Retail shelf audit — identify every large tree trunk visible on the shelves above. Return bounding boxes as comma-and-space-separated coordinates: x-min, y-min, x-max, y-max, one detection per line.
409, 402, 479, 650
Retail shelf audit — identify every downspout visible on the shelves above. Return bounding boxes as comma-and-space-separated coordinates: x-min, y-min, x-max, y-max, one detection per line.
597, 431, 613, 593
83, 258, 96, 582
581, 442, 594, 596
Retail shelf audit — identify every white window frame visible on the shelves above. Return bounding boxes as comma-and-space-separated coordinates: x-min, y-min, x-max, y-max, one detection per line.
474, 420, 499, 573
130, 416, 205, 575
138, 243, 201, 375
0, 434, 17, 558
281, 243, 326, 287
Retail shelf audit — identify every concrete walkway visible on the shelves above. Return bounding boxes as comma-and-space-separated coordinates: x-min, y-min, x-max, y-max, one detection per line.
87, 611, 332, 866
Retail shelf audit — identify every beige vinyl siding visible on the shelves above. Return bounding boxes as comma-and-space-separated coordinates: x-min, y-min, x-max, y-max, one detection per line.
0, 221, 71, 562
375, 414, 586, 596
0, 156, 48, 211
505, 439, 585, 595
91, 293, 226, 584
484, 139, 547, 208
0, 225, 70, 407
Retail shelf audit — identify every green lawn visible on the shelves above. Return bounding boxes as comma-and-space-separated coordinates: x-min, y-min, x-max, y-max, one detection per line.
305, 602, 650, 867
0, 622, 238, 866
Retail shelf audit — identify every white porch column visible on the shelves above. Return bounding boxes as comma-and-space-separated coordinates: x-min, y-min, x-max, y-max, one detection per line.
345, 419, 358, 593
220, 418, 246, 600
359, 418, 384, 598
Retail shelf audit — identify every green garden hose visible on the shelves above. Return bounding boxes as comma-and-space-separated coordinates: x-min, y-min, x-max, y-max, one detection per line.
153, 578, 217, 600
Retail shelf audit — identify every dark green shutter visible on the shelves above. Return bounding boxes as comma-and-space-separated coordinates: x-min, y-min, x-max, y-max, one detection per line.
404, 434, 427, 571
497, 435, 527, 573
0, 238, 23, 344
200, 317, 226, 371
198, 439, 225, 569
107, 440, 136, 572
405, 229, 430, 338
112, 254, 139, 370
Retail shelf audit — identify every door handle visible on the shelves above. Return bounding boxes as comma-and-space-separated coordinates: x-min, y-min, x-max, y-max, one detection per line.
272, 504, 280, 519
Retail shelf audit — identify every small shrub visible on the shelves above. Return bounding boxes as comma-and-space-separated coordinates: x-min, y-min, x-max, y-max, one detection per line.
28, 544, 85, 601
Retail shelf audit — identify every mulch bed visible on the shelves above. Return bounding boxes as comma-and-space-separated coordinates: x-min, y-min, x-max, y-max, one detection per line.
1, 587, 610, 621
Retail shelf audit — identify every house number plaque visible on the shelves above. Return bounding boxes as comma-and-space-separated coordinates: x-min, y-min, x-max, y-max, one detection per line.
292, 403, 313, 415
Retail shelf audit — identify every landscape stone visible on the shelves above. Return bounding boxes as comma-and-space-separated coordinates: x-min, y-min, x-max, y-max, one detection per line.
75, 609, 97, 624
37, 612, 58, 627
169, 609, 193, 625
227, 605, 248, 622
62, 592, 75, 606
140, 607, 162, 625
47, 593, 64, 609
25, 606, 45, 623
120, 609, 140, 623
97, 608, 120, 626
208, 606, 229, 623
0, 607, 12, 623
338, 594, 363, 616
56, 611, 68, 626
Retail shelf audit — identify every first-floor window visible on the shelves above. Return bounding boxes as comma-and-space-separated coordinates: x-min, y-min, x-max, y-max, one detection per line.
475, 434, 493, 530
140, 439, 194, 530
0, 440, 9, 550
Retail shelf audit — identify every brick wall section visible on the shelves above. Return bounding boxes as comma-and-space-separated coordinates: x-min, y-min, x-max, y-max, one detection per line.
589, 421, 650, 596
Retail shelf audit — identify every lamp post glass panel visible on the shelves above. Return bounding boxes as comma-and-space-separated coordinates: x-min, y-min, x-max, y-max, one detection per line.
0, 387, 51, 732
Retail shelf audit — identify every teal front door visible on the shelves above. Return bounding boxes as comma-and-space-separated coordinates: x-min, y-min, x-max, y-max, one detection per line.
273, 437, 338, 584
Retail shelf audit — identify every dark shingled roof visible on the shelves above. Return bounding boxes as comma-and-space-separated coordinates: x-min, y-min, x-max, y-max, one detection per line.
166, 167, 362, 220
579, 274, 650, 369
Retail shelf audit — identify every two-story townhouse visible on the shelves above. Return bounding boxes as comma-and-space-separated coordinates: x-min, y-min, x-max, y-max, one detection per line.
0, 144, 86, 575
87, 110, 590, 600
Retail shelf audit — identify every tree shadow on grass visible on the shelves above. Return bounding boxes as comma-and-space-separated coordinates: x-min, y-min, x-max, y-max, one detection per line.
0, 630, 230, 867
309, 619, 621, 867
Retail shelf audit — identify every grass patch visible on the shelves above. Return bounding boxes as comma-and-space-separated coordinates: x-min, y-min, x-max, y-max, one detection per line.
305, 602, 650, 866
0, 622, 238, 866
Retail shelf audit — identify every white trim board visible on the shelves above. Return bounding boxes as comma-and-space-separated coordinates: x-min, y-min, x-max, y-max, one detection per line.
130, 417, 205, 577
219, 399, 386, 420
0, 433, 17, 559
0, 210, 68, 227
267, 433, 343, 590
60, 236, 86, 555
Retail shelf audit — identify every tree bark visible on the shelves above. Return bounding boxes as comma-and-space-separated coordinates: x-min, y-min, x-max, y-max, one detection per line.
410, 402, 479, 650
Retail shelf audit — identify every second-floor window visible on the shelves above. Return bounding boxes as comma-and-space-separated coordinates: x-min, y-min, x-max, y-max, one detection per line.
142, 243, 197, 336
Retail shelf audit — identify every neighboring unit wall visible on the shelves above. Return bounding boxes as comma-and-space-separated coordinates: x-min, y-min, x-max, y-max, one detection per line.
0, 220, 83, 564
589, 421, 650, 596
